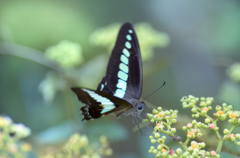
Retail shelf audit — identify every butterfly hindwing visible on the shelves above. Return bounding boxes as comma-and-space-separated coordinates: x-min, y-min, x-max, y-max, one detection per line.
71, 87, 132, 120
97, 23, 143, 104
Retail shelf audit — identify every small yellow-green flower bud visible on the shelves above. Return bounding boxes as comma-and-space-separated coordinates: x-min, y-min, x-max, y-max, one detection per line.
183, 152, 190, 157
172, 119, 177, 123
223, 135, 228, 140
154, 133, 160, 138
191, 100, 196, 105
195, 114, 200, 118
182, 126, 187, 130
153, 149, 158, 154
192, 120, 197, 125
216, 105, 221, 111
222, 103, 227, 107
172, 114, 177, 119
197, 133, 203, 137
205, 118, 211, 124
199, 142, 205, 148
223, 129, 229, 134
165, 111, 170, 115
216, 154, 221, 158
238, 119, 240, 124
221, 114, 227, 120
200, 101, 206, 107
157, 145, 161, 150
171, 128, 176, 133
176, 148, 182, 154
228, 119, 234, 124
191, 108, 197, 113
201, 110, 207, 115
235, 134, 240, 139
200, 97, 206, 101
231, 137, 236, 142
205, 151, 210, 156
227, 105, 233, 110
197, 122, 202, 127
157, 107, 162, 111
232, 118, 238, 124
147, 114, 153, 119
151, 139, 157, 144
206, 100, 212, 106
214, 127, 219, 131
162, 152, 168, 156
192, 152, 198, 157
153, 109, 158, 114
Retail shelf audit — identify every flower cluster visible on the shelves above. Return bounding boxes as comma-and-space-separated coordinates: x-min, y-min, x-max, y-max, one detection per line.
45, 40, 84, 69
42, 133, 112, 158
182, 95, 240, 149
227, 62, 240, 82
146, 95, 240, 157
0, 115, 32, 157
146, 108, 179, 157
89, 23, 169, 61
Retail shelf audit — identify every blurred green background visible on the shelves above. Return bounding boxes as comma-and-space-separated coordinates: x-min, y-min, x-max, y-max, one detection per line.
1, 0, 240, 157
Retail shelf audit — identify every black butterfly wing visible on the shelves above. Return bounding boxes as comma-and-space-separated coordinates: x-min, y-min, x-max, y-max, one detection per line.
71, 88, 132, 120
97, 23, 143, 104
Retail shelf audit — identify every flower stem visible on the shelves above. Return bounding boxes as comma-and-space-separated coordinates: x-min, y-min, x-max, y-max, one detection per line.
216, 139, 224, 154
178, 141, 188, 151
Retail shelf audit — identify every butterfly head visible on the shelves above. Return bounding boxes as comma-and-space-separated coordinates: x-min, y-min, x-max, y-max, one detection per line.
137, 101, 146, 114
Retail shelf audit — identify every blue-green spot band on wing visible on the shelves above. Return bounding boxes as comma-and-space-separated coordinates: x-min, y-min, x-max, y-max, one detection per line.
114, 89, 125, 98
126, 34, 132, 41
125, 41, 131, 49
116, 79, 127, 91
114, 30, 134, 99
120, 55, 129, 65
122, 48, 130, 57
100, 84, 104, 91
82, 89, 115, 114
118, 71, 128, 81
119, 63, 129, 73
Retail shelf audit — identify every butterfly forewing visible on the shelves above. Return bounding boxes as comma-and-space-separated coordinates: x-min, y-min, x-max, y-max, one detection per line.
97, 23, 143, 104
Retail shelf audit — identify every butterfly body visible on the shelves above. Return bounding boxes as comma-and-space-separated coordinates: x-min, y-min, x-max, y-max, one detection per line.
72, 23, 148, 127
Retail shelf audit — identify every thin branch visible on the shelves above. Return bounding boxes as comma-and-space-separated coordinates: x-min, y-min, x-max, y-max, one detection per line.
0, 42, 61, 72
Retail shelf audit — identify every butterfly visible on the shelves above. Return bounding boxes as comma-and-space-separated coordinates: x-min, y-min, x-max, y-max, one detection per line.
71, 23, 152, 131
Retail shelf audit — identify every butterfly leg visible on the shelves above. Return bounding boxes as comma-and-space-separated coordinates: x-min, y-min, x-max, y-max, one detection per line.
137, 113, 149, 128
131, 113, 143, 135
142, 111, 154, 128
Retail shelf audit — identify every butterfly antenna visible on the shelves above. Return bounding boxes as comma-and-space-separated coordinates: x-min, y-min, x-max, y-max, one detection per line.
142, 81, 166, 101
